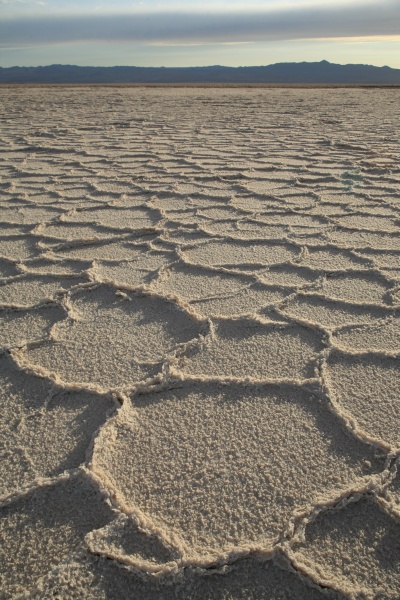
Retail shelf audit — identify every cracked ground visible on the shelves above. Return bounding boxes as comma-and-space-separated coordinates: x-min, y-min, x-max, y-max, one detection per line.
1, 86, 400, 599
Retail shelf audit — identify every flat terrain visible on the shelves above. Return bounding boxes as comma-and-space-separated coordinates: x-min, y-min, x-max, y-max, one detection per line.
1, 87, 400, 599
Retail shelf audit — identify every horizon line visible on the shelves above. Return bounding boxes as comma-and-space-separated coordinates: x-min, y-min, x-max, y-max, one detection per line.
1, 59, 398, 70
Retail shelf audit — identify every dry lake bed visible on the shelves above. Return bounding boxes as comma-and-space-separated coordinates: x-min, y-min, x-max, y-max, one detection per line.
1, 86, 400, 599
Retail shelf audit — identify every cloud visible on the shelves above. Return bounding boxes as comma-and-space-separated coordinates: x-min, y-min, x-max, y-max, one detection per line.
0, 0, 44, 4
0, 2, 399, 48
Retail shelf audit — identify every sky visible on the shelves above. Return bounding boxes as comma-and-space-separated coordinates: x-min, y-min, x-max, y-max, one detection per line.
1, 0, 400, 69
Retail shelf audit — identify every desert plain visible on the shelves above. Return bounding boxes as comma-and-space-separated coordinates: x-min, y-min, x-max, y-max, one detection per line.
0, 86, 400, 599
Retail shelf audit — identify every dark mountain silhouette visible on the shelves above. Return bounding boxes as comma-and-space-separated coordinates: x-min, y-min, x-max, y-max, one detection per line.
1, 60, 400, 84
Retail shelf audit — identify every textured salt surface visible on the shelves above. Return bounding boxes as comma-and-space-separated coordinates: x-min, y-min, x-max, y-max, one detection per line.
1, 87, 400, 599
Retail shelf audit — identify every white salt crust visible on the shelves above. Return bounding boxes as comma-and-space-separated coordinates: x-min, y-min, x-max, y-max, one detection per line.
1, 86, 400, 599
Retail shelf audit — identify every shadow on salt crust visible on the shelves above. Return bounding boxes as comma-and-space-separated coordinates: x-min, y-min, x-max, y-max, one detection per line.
87, 513, 181, 571
291, 497, 400, 599
197, 206, 248, 220
37, 221, 117, 242
0, 304, 65, 349
329, 229, 400, 252
110, 193, 153, 208
260, 264, 321, 288
333, 214, 399, 232
324, 353, 400, 450
262, 213, 326, 229
331, 315, 400, 353
55, 240, 147, 262
241, 181, 287, 195
65, 206, 160, 230
0, 274, 86, 308
0, 206, 63, 225
357, 250, 400, 270
0, 257, 20, 278
19, 285, 204, 391
92, 250, 173, 288
0, 235, 40, 260
162, 226, 211, 246
0, 353, 116, 498
0, 472, 114, 598
191, 283, 289, 318
200, 220, 288, 240
183, 240, 298, 268
280, 294, 391, 329
20, 257, 92, 275
92, 381, 383, 563
178, 319, 323, 381
320, 272, 393, 306
298, 247, 371, 271
151, 263, 253, 303
231, 196, 280, 211
33, 552, 343, 599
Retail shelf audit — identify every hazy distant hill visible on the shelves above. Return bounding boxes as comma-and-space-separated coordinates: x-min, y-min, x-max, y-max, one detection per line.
1, 61, 400, 84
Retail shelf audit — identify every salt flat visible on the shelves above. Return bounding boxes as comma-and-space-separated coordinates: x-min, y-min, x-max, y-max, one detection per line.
1, 86, 400, 599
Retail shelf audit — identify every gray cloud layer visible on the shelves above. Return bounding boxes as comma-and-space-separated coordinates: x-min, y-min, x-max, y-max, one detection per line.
1, 3, 399, 47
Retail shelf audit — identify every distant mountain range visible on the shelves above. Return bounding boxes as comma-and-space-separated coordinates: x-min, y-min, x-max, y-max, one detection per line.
1, 61, 400, 85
